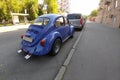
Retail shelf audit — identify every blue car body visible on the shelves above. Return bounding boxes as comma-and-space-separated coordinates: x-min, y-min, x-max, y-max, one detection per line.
21, 14, 74, 56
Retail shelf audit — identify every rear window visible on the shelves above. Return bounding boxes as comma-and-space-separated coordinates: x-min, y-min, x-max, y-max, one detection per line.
67, 14, 81, 19
34, 17, 49, 26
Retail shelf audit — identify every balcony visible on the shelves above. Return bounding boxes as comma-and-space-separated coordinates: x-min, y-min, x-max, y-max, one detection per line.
98, 7, 103, 11
105, 0, 112, 5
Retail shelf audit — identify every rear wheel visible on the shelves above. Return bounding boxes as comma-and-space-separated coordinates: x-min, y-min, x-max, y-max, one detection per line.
70, 35, 73, 38
49, 38, 61, 56
70, 30, 74, 38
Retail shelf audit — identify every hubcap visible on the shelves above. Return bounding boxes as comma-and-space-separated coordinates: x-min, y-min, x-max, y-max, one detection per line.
54, 40, 60, 53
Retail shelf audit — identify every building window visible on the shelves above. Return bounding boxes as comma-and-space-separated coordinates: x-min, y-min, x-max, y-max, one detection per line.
112, 15, 116, 23
114, 0, 118, 8
107, 6, 110, 11
115, 0, 118, 7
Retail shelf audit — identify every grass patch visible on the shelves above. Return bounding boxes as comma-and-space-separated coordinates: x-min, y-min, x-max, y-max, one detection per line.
0, 23, 13, 27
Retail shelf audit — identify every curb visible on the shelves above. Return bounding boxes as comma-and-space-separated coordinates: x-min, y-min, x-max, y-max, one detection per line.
54, 26, 85, 80
54, 66, 66, 80
0, 24, 29, 33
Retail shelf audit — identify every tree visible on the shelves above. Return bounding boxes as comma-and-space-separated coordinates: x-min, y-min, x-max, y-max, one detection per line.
38, 4, 44, 16
44, 0, 58, 13
0, 1, 11, 21
25, 0, 38, 20
89, 9, 98, 17
0, 0, 39, 22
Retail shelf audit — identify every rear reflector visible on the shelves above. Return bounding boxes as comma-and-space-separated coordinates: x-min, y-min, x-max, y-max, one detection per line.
40, 39, 46, 46
80, 19, 83, 25
21, 34, 24, 39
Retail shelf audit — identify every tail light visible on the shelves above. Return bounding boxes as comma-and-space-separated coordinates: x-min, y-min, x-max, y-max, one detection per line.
80, 19, 83, 25
40, 39, 46, 46
21, 34, 24, 39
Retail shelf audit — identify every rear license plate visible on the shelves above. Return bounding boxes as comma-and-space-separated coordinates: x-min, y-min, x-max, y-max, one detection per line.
23, 36, 32, 42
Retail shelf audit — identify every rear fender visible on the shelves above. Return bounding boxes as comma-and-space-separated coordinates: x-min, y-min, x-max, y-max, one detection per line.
44, 31, 62, 53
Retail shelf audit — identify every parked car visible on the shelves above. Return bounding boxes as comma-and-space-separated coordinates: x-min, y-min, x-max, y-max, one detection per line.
18, 14, 74, 59
67, 13, 85, 30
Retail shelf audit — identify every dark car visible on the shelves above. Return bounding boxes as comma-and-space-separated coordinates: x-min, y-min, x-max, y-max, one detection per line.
67, 13, 85, 30
18, 14, 74, 59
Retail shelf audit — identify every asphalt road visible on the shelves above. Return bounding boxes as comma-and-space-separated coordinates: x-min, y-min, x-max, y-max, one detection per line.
0, 28, 80, 80
63, 21, 120, 80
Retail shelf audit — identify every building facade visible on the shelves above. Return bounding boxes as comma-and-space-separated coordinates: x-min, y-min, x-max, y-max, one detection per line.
58, 0, 70, 14
96, 0, 120, 28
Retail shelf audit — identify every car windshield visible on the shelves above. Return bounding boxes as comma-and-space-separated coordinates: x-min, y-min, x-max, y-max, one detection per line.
67, 14, 81, 19
34, 17, 49, 26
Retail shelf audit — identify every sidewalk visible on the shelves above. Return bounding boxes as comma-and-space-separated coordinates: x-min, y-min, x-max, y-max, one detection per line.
0, 24, 29, 33
63, 22, 120, 80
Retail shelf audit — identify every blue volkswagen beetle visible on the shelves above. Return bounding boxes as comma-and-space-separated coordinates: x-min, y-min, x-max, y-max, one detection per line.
18, 14, 74, 59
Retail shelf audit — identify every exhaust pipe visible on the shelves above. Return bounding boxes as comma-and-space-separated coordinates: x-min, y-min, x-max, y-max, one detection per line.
17, 49, 22, 54
25, 54, 32, 60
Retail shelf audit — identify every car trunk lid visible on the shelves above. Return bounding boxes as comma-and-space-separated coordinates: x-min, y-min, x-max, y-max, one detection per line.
69, 19, 81, 27
22, 24, 44, 46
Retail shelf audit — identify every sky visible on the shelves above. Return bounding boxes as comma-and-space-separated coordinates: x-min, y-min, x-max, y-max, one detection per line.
70, 0, 100, 15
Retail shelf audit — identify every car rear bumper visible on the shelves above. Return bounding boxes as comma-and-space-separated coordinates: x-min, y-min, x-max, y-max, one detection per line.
21, 43, 48, 56
74, 25, 83, 29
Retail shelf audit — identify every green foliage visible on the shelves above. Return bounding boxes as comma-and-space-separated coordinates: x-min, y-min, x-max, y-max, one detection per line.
89, 9, 98, 17
38, 4, 44, 16
44, 0, 58, 13
6, 0, 22, 12
0, 0, 39, 22
0, 0, 23, 21
25, 0, 38, 20
0, 1, 7, 21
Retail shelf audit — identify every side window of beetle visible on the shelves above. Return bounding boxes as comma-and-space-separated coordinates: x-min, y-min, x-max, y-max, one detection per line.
55, 17, 64, 27
64, 17, 69, 26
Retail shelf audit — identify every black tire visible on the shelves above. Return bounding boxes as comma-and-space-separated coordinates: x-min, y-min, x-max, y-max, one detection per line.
49, 38, 61, 56
70, 30, 74, 38
70, 35, 73, 38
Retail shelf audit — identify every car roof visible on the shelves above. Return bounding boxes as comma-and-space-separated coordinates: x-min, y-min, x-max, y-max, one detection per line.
67, 13, 82, 19
39, 14, 61, 19
67, 13, 82, 16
